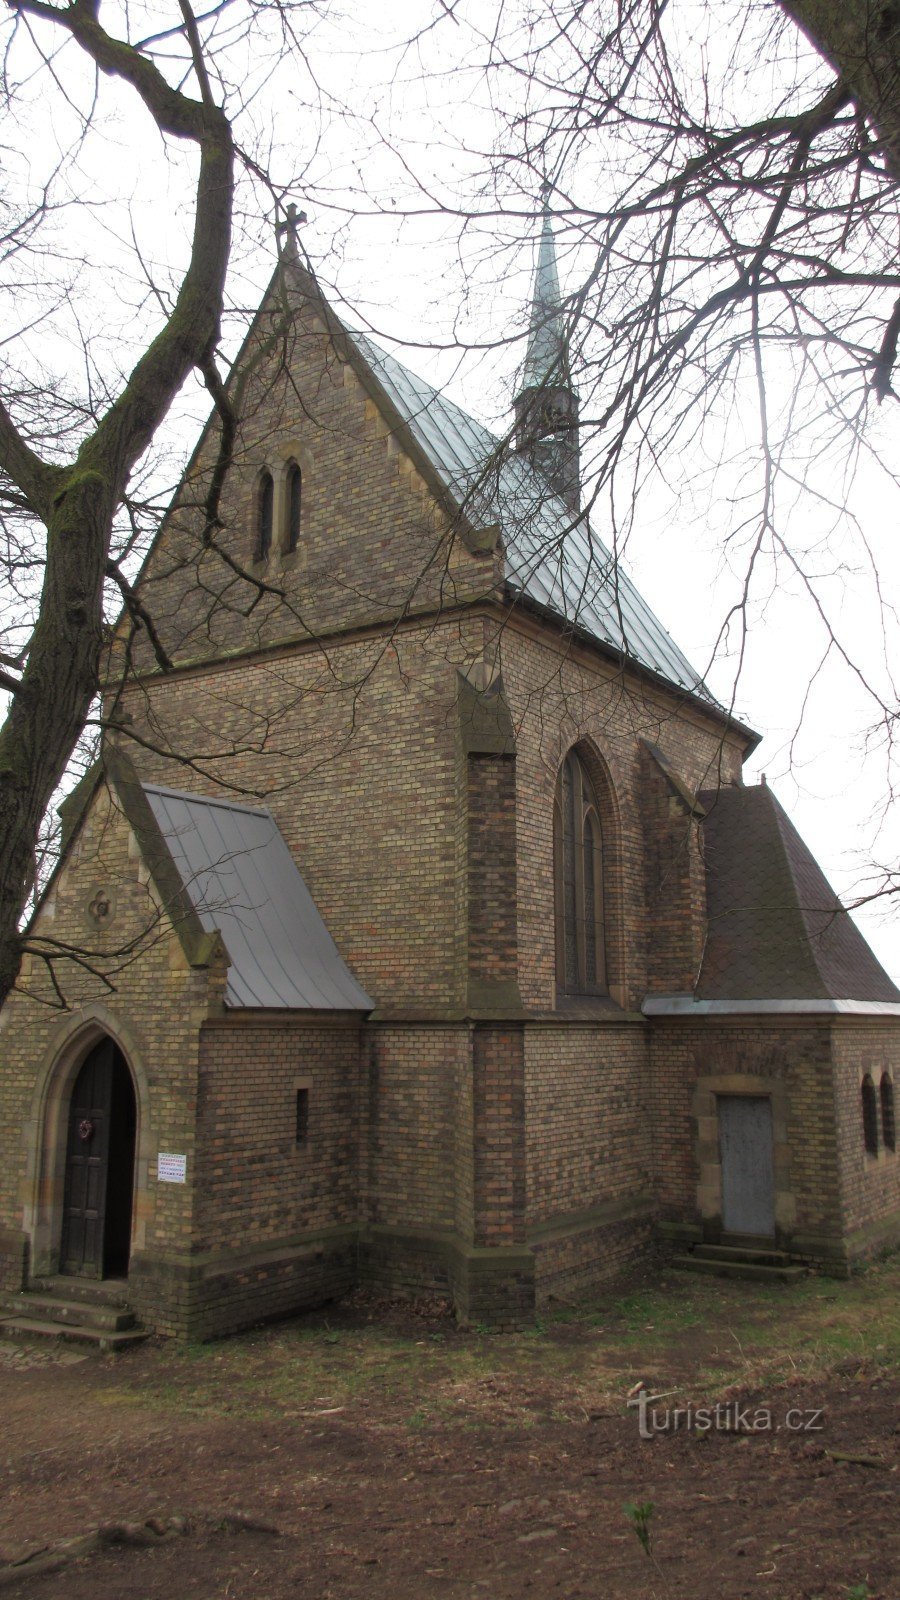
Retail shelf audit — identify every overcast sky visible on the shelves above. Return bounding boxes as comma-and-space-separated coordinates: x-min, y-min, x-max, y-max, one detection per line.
5, 0, 900, 973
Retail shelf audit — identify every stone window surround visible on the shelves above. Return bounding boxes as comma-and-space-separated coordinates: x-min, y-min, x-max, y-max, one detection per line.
552, 736, 627, 1010
869, 1069, 897, 1159
253, 440, 312, 565
21, 1004, 156, 1279
692, 1074, 795, 1237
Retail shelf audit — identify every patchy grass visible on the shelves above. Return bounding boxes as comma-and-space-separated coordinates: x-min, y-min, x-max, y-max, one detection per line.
100, 1256, 900, 1429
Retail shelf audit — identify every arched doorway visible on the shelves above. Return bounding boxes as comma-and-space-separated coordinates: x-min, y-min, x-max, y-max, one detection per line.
60, 1037, 137, 1279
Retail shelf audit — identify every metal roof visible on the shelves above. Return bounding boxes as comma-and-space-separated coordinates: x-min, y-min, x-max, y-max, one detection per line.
696, 784, 900, 1004
143, 783, 373, 1011
522, 203, 568, 391
349, 331, 714, 703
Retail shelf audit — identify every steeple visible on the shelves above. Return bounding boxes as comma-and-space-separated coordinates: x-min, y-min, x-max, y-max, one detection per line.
514, 189, 580, 513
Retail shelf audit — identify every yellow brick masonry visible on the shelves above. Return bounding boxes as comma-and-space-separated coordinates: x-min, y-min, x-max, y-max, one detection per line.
7, 259, 897, 1332
832, 1025, 900, 1253
0, 785, 221, 1327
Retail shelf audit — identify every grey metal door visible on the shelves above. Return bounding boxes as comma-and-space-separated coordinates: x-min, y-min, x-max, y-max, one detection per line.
718, 1095, 775, 1237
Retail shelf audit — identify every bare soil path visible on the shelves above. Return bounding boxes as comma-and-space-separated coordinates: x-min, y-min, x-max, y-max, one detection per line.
0, 1262, 897, 1599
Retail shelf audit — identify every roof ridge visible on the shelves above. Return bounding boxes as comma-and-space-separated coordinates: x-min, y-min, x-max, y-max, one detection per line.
141, 780, 274, 821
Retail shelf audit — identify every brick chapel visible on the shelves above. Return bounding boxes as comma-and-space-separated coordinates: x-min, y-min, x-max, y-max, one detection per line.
0, 207, 898, 1340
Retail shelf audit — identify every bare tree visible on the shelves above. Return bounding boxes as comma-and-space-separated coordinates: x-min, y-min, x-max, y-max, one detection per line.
0, 0, 344, 1007
407, 2, 900, 820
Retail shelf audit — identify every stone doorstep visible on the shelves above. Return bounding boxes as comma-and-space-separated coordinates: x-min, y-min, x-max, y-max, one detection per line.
29, 1275, 131, 1308
0, 1316, 148, 1354
669, 1245, 808, 1286
0, 1283, 148, 1353
693, 1243, 794, 1267
0, 1291, 135, 1333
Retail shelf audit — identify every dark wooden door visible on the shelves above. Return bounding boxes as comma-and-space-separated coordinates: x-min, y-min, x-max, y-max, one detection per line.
60, 1040, 116, 1277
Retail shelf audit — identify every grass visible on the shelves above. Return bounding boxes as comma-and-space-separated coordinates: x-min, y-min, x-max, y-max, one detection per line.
101, 1256, 900, 1428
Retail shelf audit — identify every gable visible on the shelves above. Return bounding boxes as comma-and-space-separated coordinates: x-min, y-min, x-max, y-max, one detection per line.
124, 263, 496, 675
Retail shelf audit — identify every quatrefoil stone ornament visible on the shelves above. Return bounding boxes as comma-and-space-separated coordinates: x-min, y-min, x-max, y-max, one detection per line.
87, 890, 112, 926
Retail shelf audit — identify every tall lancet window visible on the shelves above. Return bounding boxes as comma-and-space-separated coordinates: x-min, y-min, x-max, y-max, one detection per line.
285, 460, 302, 553
553, 749, 607, 995
256, 470, 274, 561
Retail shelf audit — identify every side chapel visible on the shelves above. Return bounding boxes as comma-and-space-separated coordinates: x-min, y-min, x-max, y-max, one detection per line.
0, 207, 898, 1340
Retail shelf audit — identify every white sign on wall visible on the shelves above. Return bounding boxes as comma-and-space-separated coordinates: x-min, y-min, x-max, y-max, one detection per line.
157, 1152, 187, 1184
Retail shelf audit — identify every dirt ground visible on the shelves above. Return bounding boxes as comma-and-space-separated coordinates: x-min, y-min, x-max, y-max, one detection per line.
0, 1261, 897, 1600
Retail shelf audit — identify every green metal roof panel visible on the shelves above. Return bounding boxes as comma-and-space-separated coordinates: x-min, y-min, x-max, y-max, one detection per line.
350, 331, 715, 703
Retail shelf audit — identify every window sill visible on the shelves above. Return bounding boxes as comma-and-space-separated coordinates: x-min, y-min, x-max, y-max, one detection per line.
554, 992, 626, 1020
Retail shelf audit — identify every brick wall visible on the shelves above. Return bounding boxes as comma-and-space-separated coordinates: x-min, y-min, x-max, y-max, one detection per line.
0, 784, 219, 1323
524, 1022, 650, 1226
127, 272, 497, 675
361, 1025, 468, 1232
467, 754, 518, 995
648, 1018, 846, 1256
639, 743, 706, 993
523, 1021, 653, 1292
831, 1023, 900, 1255
473, 1025, 527, 1247
195, 1016, 362, 1247
498, 623, 745, 1013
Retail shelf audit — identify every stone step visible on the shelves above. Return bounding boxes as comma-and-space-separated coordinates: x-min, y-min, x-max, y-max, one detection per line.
693, 1244, 793, 1268
0, 1292, 135, 1333
670, 1254, 808, 1285
28, 1275, 130, 1308
0, 1315, 148, 1354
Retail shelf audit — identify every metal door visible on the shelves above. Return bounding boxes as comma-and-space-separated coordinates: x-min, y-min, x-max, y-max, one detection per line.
718, 1095, 775, 1237
60, 1039, 115, 1276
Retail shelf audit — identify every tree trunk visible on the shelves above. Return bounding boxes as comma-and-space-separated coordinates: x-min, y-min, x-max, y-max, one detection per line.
780, 0, 900, 177
0, 473, 111, 998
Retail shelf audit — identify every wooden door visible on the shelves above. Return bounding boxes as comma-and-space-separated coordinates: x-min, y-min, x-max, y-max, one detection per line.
60, 1040, 115, 1276
719, 1095, 775, 1238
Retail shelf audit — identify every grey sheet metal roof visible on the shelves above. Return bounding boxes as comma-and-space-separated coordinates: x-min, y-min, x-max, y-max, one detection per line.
143, 783, 373, 1011
350, 331, 713, 703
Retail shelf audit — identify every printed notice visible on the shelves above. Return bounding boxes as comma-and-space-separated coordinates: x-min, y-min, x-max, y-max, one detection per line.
157, 1152, 187, 1184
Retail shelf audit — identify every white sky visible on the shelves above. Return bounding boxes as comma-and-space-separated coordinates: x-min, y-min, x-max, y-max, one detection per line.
4, 0, 900, 973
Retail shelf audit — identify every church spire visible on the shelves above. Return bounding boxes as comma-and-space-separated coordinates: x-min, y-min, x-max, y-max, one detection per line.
522, 192, 567, 390
514, 188, 580, 513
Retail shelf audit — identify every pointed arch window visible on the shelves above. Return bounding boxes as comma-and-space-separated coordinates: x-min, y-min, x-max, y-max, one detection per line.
554, 748, 607, 995
285, 460, 302, 553
256, 470, 274, 561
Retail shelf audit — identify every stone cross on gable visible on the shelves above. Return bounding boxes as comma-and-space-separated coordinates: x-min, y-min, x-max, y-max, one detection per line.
276, 201, 307, 261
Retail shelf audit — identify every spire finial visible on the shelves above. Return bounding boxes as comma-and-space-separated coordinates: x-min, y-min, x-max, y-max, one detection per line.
276, 200, 307, 262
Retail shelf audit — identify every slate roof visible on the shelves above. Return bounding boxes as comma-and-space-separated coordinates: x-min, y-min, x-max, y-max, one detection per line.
349, 330, 714, 704
143, 783, 373, 1011
696, 784, 900, 1003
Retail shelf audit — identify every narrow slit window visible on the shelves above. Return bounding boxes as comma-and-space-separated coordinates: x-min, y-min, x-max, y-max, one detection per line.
286, 461, 302, 553
861, 1074, 879, 1155
257, 470, 274, 560
295, 1087, 309, 1146
881, 1074, 896, 1152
